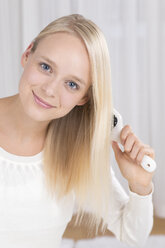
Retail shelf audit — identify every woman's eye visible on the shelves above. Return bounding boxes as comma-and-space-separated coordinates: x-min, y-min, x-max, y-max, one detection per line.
40, 63, 52, 72
67, 81, 79, 90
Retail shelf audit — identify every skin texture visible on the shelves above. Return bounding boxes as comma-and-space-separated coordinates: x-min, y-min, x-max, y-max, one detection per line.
0, 32, 154, 195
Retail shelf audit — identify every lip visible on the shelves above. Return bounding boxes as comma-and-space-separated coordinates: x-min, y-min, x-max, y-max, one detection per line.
32, 91, 55, 109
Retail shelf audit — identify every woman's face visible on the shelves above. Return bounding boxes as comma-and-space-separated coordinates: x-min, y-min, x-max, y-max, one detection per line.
19, 32, 91, 122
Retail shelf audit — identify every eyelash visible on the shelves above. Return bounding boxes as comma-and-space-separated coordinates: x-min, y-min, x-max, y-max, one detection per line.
39, 62, 80, 91
66, 81, 80, 91
39, 62, 52, 73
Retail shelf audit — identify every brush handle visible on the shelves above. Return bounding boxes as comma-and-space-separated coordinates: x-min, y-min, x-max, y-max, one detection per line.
112, 109, 156, 173
141, 155, 156, 173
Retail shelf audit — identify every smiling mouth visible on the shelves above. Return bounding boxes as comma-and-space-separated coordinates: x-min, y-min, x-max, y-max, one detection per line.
32, 91, 55, 109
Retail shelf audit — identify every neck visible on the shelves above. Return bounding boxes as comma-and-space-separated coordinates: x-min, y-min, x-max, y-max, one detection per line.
0, 94, 50, 144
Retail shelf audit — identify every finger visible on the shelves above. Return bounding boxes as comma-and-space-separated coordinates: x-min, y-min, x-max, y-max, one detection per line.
124, 132, 136, 153
136, 147, 155, 164
129, 140, 141, 160
120, 125, 132, 145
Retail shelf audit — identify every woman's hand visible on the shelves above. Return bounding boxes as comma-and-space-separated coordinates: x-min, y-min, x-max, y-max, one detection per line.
112, 125, 155, 196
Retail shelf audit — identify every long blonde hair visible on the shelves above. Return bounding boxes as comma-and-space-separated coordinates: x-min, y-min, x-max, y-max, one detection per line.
31, 14, 113, 232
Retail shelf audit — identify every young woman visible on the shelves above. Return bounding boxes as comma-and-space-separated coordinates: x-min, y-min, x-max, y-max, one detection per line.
0, 14, 154, 248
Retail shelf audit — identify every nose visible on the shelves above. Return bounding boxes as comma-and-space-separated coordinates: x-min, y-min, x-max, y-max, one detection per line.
41, 80, 60, 107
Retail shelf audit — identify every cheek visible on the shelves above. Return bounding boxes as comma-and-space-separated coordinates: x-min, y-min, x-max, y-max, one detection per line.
19, 66, 42, 92
60, 93, 81, 110
18, 67, 42, 108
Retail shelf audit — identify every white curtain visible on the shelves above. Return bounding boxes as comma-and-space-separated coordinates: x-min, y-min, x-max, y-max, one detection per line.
0, 0, 164, 218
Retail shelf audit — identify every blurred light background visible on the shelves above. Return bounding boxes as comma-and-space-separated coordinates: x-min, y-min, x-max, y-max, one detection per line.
0, 0, 164, 219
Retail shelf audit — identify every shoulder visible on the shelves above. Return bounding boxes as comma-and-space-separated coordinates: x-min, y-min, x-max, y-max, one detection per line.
0, 95, 12, 108
0, 97, 9, 115
0, 97, 5, 107
0, 97, 7, 120
0, 95, 17, 118
0, 96, 15, 133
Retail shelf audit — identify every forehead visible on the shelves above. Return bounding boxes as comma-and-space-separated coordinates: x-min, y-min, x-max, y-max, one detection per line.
33, 33, 91, 81
34, 33, 91, 83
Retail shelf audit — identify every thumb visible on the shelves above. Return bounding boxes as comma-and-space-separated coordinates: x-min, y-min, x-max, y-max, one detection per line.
112, 141, 123, 163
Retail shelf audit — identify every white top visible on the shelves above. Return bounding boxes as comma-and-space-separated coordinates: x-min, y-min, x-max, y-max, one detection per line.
0, 147, 153, 248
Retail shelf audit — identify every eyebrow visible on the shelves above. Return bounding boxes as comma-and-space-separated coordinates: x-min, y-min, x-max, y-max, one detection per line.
39, 56, 87, 86
40, 56, 57, 68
